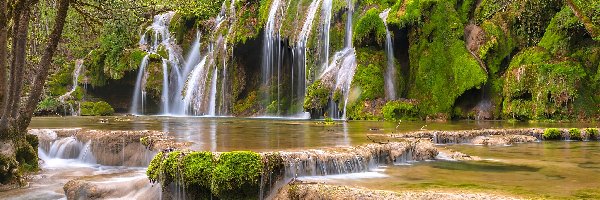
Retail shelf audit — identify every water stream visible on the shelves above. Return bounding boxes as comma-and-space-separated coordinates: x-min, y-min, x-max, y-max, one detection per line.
380, 8, 397, 100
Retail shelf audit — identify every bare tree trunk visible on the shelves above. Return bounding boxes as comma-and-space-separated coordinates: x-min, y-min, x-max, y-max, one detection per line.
8, 6, 31, 122
18, 0, 70, 131
0, 0, 7, 115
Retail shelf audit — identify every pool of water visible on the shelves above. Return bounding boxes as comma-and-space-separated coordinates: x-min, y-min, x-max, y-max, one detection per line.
28, 116, 594, 152
305, 142, 600, 199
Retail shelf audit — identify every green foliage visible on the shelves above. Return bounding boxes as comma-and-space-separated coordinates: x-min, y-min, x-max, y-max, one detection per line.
353, 48, 386, 101
304, 80, 331, 111
0, 154, 18, 184
543, 128, 561, 140
382, 100, 419, 121
211, 151, 263, 199
479, 21, 516, 74
231, 0, 264, 44
354, 8, 387, 47
569, 128, 582, 140
36, 97, 60, 114
502, 47, 586, 120
586, 128, 599, 139
475, 0, 511, 24
233, 91, 258, 115
324, 117, 334, 124
406, 0, 487, 117
182, 152, 214, 197
80, 101, 115, 116
538, 7, 586, 56
147, 151, 164, 183
160, 151, 183, 185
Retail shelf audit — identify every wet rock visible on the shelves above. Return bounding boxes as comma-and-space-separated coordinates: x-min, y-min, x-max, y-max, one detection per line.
276, 182, 521, 200
64, 172, 159, 200
385, 128, 545, 144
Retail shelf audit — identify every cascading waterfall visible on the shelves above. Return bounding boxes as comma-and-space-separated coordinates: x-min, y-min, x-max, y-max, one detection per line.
131, 12, 177, 115
208, 66, 218, 116
39, 136, 97, 164
261, 0, 284, 116
380, 8, 397, 100
291, 0, 321, 117
130, 55, 150, 114
319, 0, 357, 120
161, 59, 170, 113
58, 59, 85, 116
318, 0, 333, 76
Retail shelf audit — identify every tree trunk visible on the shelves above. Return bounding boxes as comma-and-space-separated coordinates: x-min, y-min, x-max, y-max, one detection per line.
18, 0, 70, 131
0, 0, 7, 114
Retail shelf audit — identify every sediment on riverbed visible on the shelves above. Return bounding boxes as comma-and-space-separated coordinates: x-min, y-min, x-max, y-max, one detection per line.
148, 140, 438, 199
275, 181, 521, 200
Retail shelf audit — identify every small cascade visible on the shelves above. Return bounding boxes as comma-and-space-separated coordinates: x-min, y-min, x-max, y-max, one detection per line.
40, 136, 97, 164
261, 0, 284, 116
182, 56, 210, 115
131, 12, 177, 114
208, 66, 218, 116
318, 0, 333, 76
379, 8, 397, 100
279, 142, 437, 178
319, 0, 357, 119
161, 59, 170, 113
58, 59, 85, 116
130, 55, 150, 114
290, 0, 321, 117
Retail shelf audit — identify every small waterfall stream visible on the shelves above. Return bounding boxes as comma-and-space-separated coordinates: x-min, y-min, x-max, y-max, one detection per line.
320, 0, 357, 120
58, 59, 85, 116
261, 0, 284, 116
380, 8, 397, 100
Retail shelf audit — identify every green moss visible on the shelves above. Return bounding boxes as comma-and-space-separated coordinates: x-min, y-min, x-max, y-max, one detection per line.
346, 100, 383, 120
233, 91, 259, 116
304, 80, 331, 112
502, 47, 586, 120
211, 151, 263, 199
354, 8, 387, 47
569, 128, 582, 140
147, 151, 164, 183
182, 152, 214, 198
543, 128, 561, 140
586, 128, 599, 139
80, 101, 115, 116
160, 151, 183, 186
0, 154, 18, 184
479, 21, 516, 74
353, 48, 385, 100
382, 100, 419, 121
406, 0, 487, 118
538, 7, 587, 56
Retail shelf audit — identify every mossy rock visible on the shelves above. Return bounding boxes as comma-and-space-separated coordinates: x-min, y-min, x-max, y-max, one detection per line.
211, 151, 263, 199
569, 128, 582, 140
502, 47, 586, 120
354, 8, 387, 48
182, 152, 214, 196
0, 153, 18, 184
304, 80, 331, 113
543, 128, 561, 140
80, 101, 115, 116
405, 0, 487, 118
352, 48, 386, 101
382, 100, 419, 121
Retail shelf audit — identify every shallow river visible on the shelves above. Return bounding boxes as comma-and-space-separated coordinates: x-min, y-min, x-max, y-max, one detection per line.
2, 116, 598, 199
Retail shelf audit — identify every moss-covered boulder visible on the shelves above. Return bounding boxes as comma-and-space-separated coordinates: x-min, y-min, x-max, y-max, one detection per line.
80, 101, 115, 116
147, 150, 281, 200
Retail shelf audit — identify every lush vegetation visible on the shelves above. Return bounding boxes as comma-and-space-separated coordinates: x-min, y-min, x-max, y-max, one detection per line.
147, 150, 275, 199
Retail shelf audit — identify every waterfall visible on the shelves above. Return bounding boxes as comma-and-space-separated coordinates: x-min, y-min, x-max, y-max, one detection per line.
58, 59, 85, 116
131, 12, 177, 115
208, 66, 218, 116
39, 136, 97, 164
319, 0, 357, 120
319, 0, 333, 75
182, 56, 210, 115
380, 9, 397, 100
261, 0, 283, 115
290, 0, 321, 117
130, 55, 150, 114
161, 59, 170, 114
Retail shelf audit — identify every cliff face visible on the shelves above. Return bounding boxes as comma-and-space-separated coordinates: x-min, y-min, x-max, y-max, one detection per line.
44, 0, 599, 121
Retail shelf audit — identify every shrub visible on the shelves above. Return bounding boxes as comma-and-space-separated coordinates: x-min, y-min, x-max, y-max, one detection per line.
382, 101, 418, 121
80, 101, 115, 116
543, 128, 561, 140
569, 128, 581, 140
586, 128, 599, 140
